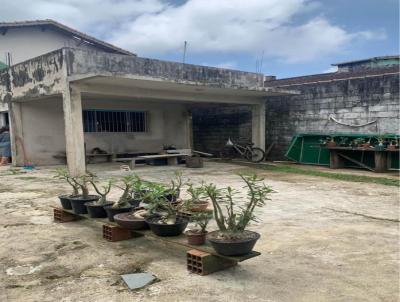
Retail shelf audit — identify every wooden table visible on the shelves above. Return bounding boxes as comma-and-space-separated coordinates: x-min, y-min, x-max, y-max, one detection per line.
327, 147, 398, 173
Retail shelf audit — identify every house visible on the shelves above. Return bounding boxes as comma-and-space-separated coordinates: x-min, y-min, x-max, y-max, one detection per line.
0, 20, 295, 175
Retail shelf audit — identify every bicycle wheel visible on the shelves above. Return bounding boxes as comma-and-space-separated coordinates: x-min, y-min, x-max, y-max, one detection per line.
245, 147, 265, 162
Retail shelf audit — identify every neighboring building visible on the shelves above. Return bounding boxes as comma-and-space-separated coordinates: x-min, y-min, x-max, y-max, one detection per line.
0, 19, 134, 65
193, 56, 400, 159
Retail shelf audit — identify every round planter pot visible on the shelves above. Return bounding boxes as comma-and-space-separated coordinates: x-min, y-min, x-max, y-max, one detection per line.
114, 212, 149, 230
207, 230, 260, 256
189, 201, 209, 212
104, 205, 133, 222
145, 216, 188, 237
85, 202, 113, 218
58, 194, 78, 210
70, 195, 100, 214
185, 231, 207, 245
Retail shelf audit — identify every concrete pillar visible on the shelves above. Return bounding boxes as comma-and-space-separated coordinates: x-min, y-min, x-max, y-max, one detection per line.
63, 83, 86, 176
251, 102, 266, 150
8, 102, 25, 166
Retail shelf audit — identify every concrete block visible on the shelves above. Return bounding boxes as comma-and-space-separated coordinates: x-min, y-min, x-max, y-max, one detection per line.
375, 111, 399, 118
368, 105, 388, 112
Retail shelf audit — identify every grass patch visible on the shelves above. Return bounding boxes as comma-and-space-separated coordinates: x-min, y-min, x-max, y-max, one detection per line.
219, 160, 399, 187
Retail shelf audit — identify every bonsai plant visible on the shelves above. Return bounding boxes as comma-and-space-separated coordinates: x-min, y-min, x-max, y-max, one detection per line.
184, 183, 209, 212
54, 168, 80, 210
203, 174, 274, 256
69, 173, 100, 214
185, 211, 212, 245
164, 171, 183, 202
144, 184, 189, 236
104, 175, 137, 222
85, 175, 114, 218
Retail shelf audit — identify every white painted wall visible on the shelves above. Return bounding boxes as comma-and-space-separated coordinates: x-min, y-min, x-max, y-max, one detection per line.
0, 26, 99, 64
82, 99, 189, 154
19, 97, 189, 165
20, 97, 66, 165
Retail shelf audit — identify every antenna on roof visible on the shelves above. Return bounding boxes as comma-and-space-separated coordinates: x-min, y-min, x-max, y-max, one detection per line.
182, 41, 188, 64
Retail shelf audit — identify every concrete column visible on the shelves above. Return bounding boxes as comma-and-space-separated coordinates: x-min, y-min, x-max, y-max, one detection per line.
251, 102, 266, 150
8, 102, 25, 166
63, 83, 86, 176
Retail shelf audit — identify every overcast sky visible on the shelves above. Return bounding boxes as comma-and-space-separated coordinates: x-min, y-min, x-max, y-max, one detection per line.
0, 0, 398, 78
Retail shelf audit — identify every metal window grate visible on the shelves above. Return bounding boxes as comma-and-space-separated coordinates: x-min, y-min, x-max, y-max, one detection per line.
83, 110, 148, 133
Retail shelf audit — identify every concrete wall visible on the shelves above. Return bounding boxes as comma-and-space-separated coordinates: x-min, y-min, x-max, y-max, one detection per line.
82, 99, 189, 154
265, 73, 400, 159
192, 105, 251, 155
20, 97, 66, 165
0, 26, 98, 65
67, 48, 264, 90
19, 97, 189, 165
192, 72, 400, 160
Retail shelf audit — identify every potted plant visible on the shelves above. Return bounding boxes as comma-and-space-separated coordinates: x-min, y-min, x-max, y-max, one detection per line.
69, 174, 100, 214
360, 138, 371, 149
104, 175, 136, 222
184, 184, 209, 212
185, 211, 212, 245
325, 137, 336, 148
164, 171, 183, 202
203, 174, 274, 256
54, 168, 80, 210
114, 207, 150, 230
85, 176, 114, 218
144, 185, 189, 236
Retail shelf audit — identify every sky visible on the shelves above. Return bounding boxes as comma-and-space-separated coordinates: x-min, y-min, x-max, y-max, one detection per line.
0, 0, 398, 78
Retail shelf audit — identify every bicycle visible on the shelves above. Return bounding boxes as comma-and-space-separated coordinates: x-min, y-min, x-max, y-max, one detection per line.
221, 138, 265, 163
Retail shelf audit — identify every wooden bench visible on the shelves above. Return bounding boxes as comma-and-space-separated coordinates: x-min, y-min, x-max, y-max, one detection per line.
53, 207, 260, 275
114, 154, 184, 169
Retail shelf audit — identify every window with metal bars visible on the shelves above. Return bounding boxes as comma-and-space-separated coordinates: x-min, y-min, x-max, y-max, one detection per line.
83, 110, 148, 133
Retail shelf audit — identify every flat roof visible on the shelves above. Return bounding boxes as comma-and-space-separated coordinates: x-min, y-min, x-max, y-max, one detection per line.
332, 55, 399, 66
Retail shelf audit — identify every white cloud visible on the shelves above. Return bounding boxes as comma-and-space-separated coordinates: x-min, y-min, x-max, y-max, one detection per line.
323, 66, 338, 73
0, 0, 386, 63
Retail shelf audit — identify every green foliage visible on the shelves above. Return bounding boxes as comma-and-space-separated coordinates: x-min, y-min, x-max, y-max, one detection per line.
191, 211, 213, 233
203, 174, 273, 239
54, 168, 80, 196
169, 170, 183, 196
113, 174, 137, 208
89, 174, 114, 205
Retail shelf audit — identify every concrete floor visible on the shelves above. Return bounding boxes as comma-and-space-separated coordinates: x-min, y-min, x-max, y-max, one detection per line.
0, 162, 398, 302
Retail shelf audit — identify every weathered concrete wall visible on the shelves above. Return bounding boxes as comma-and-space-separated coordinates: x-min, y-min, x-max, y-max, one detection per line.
264, 73, 400, 159
82, 99, 189, 154
192, 72, 400, 160
192, 105, 251, 155
66, 48, 264, 90
0, 49, 66, 103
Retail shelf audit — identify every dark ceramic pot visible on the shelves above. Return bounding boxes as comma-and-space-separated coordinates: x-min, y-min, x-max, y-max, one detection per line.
104, 205, 133, 222
114, 212, 149, 230
58, 194, 78, 210
145, 216, 188, 237
70, 195, 100, 214
185, 231, 207, 245
85, 202, 113, 218
207, 230, 260, 256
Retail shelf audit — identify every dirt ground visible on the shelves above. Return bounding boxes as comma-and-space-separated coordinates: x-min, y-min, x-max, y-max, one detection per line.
0, 161, 398, 302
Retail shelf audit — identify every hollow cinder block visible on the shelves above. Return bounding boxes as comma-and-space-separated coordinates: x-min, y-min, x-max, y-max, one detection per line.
187, 249, 237, 276
102, 224, 132, 242
53, 208, 80, 223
